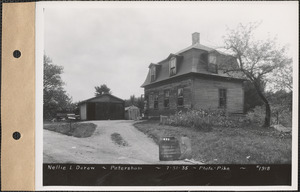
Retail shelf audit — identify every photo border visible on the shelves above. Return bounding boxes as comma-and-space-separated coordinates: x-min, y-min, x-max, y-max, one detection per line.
35, 1, 299, 191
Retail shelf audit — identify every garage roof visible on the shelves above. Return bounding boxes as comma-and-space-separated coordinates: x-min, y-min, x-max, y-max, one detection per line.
78, 94, 124, 105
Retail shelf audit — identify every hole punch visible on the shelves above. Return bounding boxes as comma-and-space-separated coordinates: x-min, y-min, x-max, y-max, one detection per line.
13, 50, 21, 58
13, 131, 21, 140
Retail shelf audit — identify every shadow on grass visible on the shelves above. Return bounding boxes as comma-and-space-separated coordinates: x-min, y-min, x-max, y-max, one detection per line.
44, 122, 97, 138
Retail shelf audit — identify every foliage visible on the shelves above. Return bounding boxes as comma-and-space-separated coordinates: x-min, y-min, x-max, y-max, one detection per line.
125, 94, 144, 112
44, 122, 97, 138
246, 106, 265, 125
164, 109, 250, 131
44, 55, 73, 119
94, 84, 112, 96
267, 90, 292, 127
71, 101, 80, 115
165, 109, 212, 131
268, 62, 293, 92
267, 90, 292, 111
246, 96, 292, 128
223, 22, 292, 127
244, 81, 264, 112
135, 120, 291, 164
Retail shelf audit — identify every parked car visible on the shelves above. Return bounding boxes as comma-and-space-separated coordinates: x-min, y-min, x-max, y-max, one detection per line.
56, 113, 80, 121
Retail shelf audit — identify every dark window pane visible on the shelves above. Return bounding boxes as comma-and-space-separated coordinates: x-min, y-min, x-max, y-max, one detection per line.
154, 94, 159, 109
164, 90, 170, 108
219, 89, 227, 108
150, 67, 156, 82
170, 68, 176, 76
151, 75, 155, 82
177, 98, 184, 106
154, 101, 158, 109
164, 99, 169, 108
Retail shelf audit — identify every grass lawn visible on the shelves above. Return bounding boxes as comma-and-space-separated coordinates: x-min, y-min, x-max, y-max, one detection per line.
44, 122, 97, 138
134, 120, 292, 164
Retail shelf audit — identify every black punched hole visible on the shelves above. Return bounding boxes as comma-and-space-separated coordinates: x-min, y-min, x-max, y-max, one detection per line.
13, 132, 21, 140
13, 50, 21, 58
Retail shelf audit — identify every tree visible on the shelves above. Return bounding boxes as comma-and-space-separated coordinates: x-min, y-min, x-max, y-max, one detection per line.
94, 84, 112, 96
136, 96, 144, 112
125, 95, 144, 114
223, 22, 292, 127
44, 55, 73, 119
244, 81, 264, 112
268, 62, 293, 92
130, 95, 136, 105
266, 90, 292, 126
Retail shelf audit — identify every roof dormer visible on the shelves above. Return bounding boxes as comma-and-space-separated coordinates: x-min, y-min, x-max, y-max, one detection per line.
148, 63, 159, 82
208, 50, 218, 64
165, 54, 183, 77
169, 57, 177, 76
208, 51, 218, 74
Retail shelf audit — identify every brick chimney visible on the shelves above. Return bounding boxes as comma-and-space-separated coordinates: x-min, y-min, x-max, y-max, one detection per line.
192, 32, 200, 45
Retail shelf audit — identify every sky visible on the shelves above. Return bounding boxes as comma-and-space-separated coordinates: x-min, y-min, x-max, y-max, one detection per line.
43, 1, 298, 102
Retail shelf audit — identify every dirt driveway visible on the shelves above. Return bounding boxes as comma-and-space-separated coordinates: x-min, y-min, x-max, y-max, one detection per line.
44, 120, 189, 164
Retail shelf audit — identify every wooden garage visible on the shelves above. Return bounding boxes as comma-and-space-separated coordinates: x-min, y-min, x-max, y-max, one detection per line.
79, 94, 125, 120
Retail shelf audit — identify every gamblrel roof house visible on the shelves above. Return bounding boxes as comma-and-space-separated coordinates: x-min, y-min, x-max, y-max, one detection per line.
142, 32, 246, 118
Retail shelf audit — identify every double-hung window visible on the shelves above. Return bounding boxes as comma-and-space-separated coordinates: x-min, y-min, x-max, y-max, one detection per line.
219, 89, 227, 108
177, 88, 184, 106
208, 54, 217, 64
169, 57, 177, 76
148, 94, 153, 109
150, 67, 156, 82
154, 94, 159, 109
164, 90, 170, 108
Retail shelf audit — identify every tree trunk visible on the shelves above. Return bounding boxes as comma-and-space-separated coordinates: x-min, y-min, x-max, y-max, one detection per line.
253, 82, 271, 127
264, 102, 271, 127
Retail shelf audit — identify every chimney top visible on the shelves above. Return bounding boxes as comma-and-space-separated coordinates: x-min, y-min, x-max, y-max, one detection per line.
192, 32, 200, 45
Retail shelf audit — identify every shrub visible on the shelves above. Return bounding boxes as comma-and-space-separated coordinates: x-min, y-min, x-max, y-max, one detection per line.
165, 109, 212, 131
271, 105, 292, 127
246, 106, 265, 125
44, 122, 97, 138
246, 105, 292, 127
164, 109, 253, 130
164, 109, 230, 130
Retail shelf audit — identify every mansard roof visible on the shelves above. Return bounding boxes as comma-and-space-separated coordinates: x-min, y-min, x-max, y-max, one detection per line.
141, 43, 245, 88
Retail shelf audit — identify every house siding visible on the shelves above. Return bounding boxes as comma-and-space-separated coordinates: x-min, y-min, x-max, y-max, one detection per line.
193, 77, 244, 113
142, 36, 245, 117
145, 78, 193, 117
80, 103, 87, 120
144, 75, 244, 117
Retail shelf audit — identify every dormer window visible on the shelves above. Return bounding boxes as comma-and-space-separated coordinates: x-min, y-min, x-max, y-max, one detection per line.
208, 54, 217, 64
169, 57, 177, 76
150, 66, 156, 82
208, 53, 218, 74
